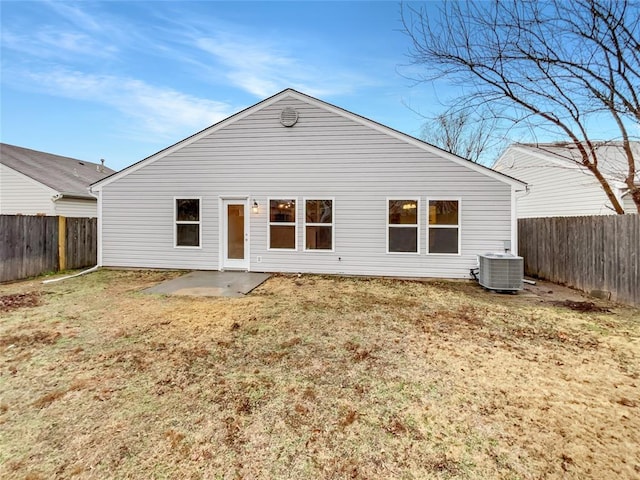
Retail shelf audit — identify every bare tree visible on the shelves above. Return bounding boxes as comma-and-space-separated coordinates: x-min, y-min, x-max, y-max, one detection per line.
420, 107, 499, 164
402, 0, 640, 213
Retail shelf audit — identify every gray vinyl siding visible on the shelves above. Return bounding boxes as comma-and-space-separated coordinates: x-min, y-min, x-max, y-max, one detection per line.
0, 163, 56, 215
494, 149, 616, 217
623, 193, 637, 214
0, 164, 97, 217
54, 198, 98, 217
100, 96, 513, 278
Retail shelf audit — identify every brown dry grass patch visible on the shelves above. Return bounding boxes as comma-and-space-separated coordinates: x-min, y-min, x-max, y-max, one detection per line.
0, 270, 638, 479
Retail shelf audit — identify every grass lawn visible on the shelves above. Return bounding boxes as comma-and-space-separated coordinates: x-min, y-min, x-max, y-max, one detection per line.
1, 270, 638, 479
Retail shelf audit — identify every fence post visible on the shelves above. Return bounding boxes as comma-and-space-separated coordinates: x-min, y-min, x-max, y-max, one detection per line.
58, 215, 66, 271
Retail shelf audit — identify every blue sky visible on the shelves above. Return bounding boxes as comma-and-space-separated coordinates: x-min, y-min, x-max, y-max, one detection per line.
1, 1, 450, 171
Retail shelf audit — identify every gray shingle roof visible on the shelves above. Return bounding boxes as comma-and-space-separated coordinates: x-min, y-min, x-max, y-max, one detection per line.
0, 143, 115, 197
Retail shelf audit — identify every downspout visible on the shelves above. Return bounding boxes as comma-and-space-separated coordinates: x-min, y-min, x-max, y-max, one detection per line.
511, 187, 519, 256
93, 186, 103, 268
42, 265, 99, 284
512, 184, 531, 256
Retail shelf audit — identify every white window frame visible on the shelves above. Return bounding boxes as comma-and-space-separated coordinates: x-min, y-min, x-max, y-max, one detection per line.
426, 197, 461, 256
267, 197, 298, 251
303, 197, 335, 252
174, 196, 202, 249
386, 197, 420, 254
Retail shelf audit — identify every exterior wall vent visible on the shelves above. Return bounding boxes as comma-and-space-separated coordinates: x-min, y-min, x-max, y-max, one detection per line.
280, 107, 299, 127
478, 253, 523, 291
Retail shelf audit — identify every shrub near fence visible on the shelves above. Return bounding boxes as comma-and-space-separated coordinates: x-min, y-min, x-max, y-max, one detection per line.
0, 215, 97, 283
518, 215, 640, 307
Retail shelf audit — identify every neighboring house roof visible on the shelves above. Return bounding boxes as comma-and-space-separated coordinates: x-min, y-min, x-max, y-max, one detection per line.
1, 143, 115, 199
496, 141, 640, 189
92, 88, 526, 190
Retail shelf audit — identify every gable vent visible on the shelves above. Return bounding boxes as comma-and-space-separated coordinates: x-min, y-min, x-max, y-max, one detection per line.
280, 107, 299, 127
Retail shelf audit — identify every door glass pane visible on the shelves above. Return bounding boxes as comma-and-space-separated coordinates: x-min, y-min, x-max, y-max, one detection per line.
227, 204, 244, 259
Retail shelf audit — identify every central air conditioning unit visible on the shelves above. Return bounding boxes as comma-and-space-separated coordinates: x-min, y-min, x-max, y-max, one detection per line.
477, 253, 524, 292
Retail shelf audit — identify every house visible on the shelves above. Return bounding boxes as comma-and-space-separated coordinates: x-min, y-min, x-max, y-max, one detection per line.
493, 142, 639, 218
91, 89, 526, 278
0, 143, 115, 217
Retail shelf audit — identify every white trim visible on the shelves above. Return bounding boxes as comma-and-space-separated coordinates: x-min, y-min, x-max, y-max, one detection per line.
510, 188, 518, 255
218, 194, 251, 199
303, 197, 335, 252
267, 197, 298, 251
92, 89, 527, 190
386, 197, 420, 255
52, 192, 96, 201
220, 197, 250, 270
97, 189, 103, 266
173, 197, 202, 249
426, 198, 461, 256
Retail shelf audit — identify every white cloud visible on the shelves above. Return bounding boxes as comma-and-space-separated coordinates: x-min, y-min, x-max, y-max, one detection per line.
196, 36, 293, 71
1, 28, 117, 60
194, 36, 300, 97
192, 33, 374, 98
3, 2, 383, 103
44, 1, 103, 32
18, 68, 234, 139
1, 3, 389, 144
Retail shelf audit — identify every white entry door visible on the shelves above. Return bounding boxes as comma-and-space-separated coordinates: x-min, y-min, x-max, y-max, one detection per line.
221, 198, 249, 270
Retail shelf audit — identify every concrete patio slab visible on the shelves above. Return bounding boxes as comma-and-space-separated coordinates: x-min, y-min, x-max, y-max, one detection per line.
143, 271, 271, 297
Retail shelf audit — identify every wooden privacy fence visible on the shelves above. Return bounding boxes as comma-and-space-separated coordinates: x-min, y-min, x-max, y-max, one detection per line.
0, 215, 97, 283
518, 215, 640, 307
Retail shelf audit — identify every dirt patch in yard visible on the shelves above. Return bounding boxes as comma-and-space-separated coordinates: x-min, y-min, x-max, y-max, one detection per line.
0, 292, 41, 312
0, 270, 638, 479
552, 300, 611, 313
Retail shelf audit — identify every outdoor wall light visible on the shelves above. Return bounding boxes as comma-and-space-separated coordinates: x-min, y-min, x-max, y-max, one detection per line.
252, 201, 259, 214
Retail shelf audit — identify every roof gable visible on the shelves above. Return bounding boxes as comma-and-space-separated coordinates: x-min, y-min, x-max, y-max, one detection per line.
92, 88, 525, 189
0, 143, 116, 196
495, 142, 640, 186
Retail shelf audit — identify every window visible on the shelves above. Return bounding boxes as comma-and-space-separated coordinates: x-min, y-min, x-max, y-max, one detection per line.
269, 199, 296, 249
175, 198, 201, 247
387, 199, 419, 253
428, 200, 460, 254
305, 199, 333, 250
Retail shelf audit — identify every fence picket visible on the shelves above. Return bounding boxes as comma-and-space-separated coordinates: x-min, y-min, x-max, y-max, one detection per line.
1, 215, 96, 282
518, 215, 640, 306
